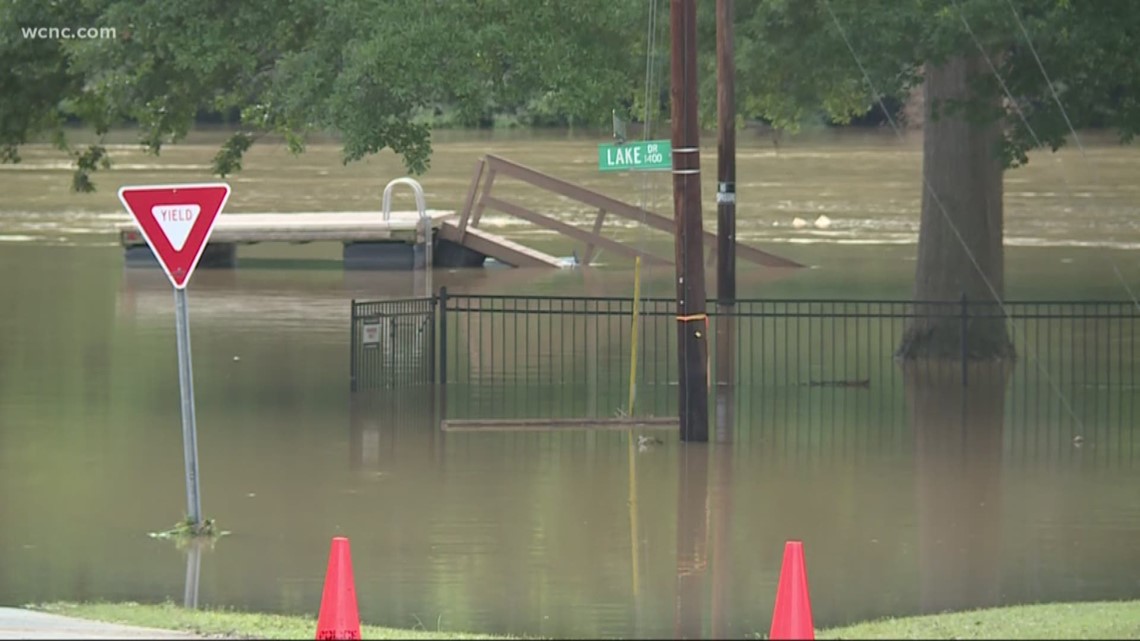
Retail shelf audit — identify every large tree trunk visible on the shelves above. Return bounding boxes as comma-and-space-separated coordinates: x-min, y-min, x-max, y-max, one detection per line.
898, 55, 1015, 361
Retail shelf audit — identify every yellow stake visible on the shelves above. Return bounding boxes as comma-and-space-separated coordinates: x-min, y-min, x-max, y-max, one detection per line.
627, 256, 642, 415
627, 423, 641, 599
627, 255, 642, 599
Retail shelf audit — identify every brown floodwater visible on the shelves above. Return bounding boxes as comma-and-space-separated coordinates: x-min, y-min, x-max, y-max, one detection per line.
0, 128, 1138, 638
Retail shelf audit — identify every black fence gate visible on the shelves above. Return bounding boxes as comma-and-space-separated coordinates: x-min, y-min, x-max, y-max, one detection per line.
350, 297, 436, 391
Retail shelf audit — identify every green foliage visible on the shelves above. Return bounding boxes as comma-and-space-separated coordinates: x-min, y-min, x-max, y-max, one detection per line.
2, 0, 1136, 188
34, 598, 1140, 640
695, 0, 913, 132
732, 0, 1140, 167
1, 0, 650, 189
147, 516, 230, 544
70, 145, 111, 193
0, 1, 99, 169
35, 601, 512, 640
212, 133, 254, 178
817, 599, 1140, 639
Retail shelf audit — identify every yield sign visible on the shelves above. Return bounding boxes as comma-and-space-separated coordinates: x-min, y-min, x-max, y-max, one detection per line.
118, 183, 231, 289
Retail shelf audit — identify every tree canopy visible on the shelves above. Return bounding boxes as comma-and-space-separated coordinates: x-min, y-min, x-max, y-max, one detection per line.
2, 0, 645, 190
1, 0, 1137, 191
723, 0, 1140, 165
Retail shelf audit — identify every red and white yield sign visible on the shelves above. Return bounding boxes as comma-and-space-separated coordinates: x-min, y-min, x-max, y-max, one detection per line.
118, 183, 231, 288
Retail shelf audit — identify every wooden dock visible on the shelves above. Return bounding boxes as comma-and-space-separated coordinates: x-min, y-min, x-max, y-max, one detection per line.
453, 154, 805, 269
116, 160, 804, 273
440, 417, 678, 432
436, 219, 564, 268
117, 210, 454, 246
117, 209, 566, 270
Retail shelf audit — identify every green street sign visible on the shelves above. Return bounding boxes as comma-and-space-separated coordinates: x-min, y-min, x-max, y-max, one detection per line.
598, 139, 672, 172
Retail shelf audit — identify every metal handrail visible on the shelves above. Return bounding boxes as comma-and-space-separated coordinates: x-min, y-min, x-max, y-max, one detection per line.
381, 177, 427, 223
381, 177, 432, 296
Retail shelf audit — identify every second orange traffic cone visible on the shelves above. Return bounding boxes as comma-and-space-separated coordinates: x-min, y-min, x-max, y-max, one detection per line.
769, 540, 815, 640
315, 537, 361, 640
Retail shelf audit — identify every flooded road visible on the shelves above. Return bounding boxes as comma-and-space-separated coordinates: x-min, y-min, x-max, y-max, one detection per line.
1, 129, 1138, 638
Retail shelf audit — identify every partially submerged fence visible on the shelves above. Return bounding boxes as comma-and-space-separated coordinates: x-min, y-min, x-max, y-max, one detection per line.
351, 292, 1140, 452
350, 297, 436, 391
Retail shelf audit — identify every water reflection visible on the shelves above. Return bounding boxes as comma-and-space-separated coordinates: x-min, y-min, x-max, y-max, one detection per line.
183, 541, 204, 609
115, 261, 584, 333
348, 388, 441, 472
5, 130, 1140, 639
710, 385, 735, 637
905, 362, 1012, 614
714, 383, 735, 445
708, 443, 734, 639
338, 357, 1140, 637
673, 444, 709, 640
5, 245, 1140, 638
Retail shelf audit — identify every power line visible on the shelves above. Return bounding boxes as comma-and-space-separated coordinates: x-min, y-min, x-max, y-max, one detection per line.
996, 0, 1140, 309
819, 0, 1088, 433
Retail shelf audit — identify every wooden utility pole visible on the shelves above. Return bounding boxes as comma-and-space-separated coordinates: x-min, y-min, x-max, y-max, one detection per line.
670, 0, 709, 443
716, 0, 736, 308
714, 0, 738, 399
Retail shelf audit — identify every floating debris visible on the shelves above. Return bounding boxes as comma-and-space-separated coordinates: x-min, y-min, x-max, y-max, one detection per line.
149, 517, 230, 543
637, 434, 664, 450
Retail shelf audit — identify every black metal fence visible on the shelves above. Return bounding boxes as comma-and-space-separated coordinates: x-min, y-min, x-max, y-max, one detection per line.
351, 292, 1140, 456
350, 297, 436, 391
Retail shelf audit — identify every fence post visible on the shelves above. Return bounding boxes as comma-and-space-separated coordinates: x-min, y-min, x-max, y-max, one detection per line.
428, 295, 437, 384
350, 299, 358, 392
438, 287, 449, 386
960, 292, 968, 387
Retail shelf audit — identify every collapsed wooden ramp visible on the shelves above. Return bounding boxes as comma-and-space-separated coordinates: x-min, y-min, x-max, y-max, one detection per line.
443, 154, 804, 269
436, 220, 564, 268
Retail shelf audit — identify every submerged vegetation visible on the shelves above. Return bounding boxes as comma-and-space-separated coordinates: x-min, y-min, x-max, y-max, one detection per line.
147, 517, 230, 544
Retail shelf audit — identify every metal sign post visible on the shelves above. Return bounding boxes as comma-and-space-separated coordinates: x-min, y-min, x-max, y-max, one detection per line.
173, 287, 202, 525
119, 183, 230, 530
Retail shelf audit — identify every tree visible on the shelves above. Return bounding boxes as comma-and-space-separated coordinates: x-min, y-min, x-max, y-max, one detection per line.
0, 0, 646, 191
724, 0, 1140, 359
0, 0, 111, 191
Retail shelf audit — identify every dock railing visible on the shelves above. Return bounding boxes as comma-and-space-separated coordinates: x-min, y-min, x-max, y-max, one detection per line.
455, 154, 804, 268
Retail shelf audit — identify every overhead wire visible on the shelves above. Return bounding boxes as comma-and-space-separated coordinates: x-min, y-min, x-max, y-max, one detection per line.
677, 0, 700, 441
952, 0, 1139, 309
818, 0, 1088, 434
997, 0, 1140, 310
1003, 0, 1085, 156
626, 0, 666, 604
953, 0, 1140, 425
629, 0, 669, 417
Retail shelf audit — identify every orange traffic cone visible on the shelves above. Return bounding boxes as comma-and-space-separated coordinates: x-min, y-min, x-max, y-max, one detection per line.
316, 537, 361, 640
769, 540, 815, 640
